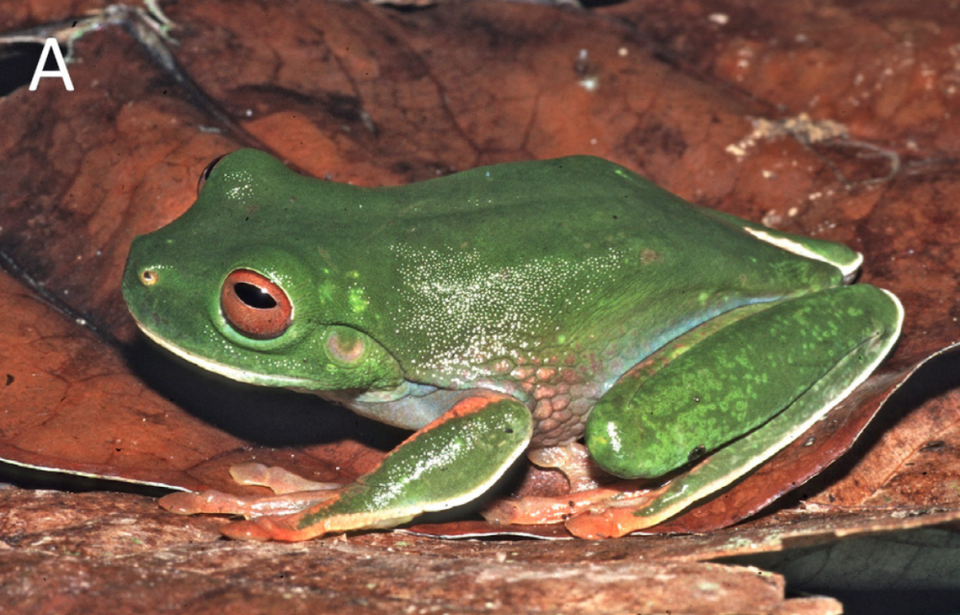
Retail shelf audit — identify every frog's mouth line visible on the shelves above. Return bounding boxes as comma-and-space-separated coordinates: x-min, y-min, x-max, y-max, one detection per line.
132, 318, 315, 390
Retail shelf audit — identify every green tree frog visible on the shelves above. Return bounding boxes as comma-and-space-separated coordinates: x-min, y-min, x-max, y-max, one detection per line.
122, 150, 903, 541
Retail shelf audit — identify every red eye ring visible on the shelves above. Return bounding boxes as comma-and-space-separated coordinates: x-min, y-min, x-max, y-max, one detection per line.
220, 269, 293, 340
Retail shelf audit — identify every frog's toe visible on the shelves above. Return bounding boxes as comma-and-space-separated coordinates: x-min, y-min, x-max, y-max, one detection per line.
221, 517, 285, 541
221, 511, 331, 542
157, 491, 199, 514
159, 490, 240, 515
481, 480, 659, 528
563, 485, 674, 538
482, 495, 578, 526
564, 507, 644, 539
229, 461, 342, 494
220, 519, 271, 541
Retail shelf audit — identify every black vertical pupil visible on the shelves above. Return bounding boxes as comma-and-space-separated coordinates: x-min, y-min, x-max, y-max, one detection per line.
234, 282, 278, 309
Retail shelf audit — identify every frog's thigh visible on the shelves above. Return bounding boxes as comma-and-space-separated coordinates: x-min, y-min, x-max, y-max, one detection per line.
222, 392, 533, 541
584, 285, 902, 526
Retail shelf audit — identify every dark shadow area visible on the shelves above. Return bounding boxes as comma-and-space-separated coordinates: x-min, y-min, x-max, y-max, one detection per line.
770, 344, 960, 511
1, 335, 409, 493
723, 348, 960, 615
0, 42, 48, 96
826, 590, 960, 615
721, 526, 960, 615
122, 336, 408, 450
0, 462, 171, 496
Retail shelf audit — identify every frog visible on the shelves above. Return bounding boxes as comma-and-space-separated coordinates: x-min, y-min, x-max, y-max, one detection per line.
122, 149, 903, 541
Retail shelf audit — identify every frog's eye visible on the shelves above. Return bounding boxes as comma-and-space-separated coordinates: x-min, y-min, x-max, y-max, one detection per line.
197, 155, 227, 195
221, 269, 293, 340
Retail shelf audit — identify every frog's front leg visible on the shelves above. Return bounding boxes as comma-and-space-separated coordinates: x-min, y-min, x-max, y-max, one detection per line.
158, 462, 345, 518
162, 392, 533, 541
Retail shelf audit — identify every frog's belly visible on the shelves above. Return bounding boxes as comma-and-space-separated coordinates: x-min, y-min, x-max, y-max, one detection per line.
340, 372, 605, 447
480, 366, 606, 447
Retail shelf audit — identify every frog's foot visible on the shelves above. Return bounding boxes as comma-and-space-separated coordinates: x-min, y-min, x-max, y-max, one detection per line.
158, 462, 341, 518
159, 483, 409, 541
162, 393, 534, 541
527, 442, 612, 492
562, 495, 674, 539
228, 461, 342, 494
220, 513, 320, 542
218, 496, 417, 542
482, 441, 656, 533
159, 486, 340, 518
481, 480, 664, 528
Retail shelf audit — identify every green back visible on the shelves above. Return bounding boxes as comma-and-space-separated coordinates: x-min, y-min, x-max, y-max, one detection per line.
126, 150, 844, 393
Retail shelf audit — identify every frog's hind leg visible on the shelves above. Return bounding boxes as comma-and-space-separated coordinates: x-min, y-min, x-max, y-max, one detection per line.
570, 284, 903, 538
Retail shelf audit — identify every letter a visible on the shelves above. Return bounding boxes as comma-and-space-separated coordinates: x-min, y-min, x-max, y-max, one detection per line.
29, 38, 74, 91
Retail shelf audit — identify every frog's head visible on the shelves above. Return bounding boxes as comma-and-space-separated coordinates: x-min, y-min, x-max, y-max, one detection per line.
122, 149, 403, 393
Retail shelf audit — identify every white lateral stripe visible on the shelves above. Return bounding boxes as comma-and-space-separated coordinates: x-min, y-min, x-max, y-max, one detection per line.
744, 227, 863, 279
881, 289, 906, 341
135, 321, 311, 388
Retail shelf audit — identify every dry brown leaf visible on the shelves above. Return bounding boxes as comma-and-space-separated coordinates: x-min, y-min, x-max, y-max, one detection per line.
2, 0, 959, 612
